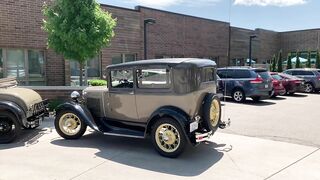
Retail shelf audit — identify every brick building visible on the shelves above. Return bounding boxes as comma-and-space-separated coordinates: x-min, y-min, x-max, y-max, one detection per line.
0, 1, 319, 86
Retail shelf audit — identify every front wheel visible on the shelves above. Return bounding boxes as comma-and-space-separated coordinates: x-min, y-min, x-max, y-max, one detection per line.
54, 111, 87, 139
0, 111, 21, 144
151, 118, 187, 158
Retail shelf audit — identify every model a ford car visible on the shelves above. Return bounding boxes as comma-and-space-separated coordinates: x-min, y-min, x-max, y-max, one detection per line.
55, 58, 229, 157
0, 78, 48, 143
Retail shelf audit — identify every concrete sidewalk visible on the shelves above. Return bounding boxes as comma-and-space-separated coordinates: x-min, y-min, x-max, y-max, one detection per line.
0, 125, 319, 180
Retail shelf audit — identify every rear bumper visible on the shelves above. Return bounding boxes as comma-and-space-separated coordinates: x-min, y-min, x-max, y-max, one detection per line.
195, 131, 213, 143
246, 89, 272, 99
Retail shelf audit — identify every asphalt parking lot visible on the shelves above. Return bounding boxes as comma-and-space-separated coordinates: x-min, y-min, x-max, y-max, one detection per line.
221, 93, 320, 147
1, 93, 320, 180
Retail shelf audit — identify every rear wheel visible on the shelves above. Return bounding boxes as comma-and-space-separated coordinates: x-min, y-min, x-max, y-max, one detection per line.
55, 111, 87, 139
151, 118, 186, 158
0, 111, 21, 144
232, 89, 245, 103
279, 89, 286, 96
304, 83, 314, 93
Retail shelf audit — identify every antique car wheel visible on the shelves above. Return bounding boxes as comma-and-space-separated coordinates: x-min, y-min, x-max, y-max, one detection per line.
304, 83, 314, 93
202, 94, 221, 132
232, 89, 245, 102
55, 111, 87, 139
0, 111, 21, 144
151, 118, 186, 158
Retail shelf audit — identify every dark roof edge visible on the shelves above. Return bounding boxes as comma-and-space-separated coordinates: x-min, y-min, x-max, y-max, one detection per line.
280, 28, 320, 33
135, 6, 230, 25
230, 26, 254, 31
100, 3, 139, 13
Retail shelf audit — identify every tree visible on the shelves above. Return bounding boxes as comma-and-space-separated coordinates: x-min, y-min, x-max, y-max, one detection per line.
287, 53, 292, 70
277, 50, 283, 72
306, 51, 311, 68
296, 51, 301, 68
271, 54, 277, 72
316, 51, 320, 69
43, 0, 117, 86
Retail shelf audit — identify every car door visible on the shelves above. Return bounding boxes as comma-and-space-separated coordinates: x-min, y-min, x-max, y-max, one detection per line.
107, 68, 138, 122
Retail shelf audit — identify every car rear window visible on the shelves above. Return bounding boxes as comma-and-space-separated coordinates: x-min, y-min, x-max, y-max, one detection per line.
255, 70, 271, 80
233, 70, 252, 78
271, 74, 282, 80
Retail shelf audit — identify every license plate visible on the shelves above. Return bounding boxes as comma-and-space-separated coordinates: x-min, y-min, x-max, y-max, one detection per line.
190, 121, 198, 132
265, 84, 268, 88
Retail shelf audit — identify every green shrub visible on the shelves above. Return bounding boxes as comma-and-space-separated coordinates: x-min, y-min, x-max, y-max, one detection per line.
89, 79, 107, 86
48, 99, 64, 112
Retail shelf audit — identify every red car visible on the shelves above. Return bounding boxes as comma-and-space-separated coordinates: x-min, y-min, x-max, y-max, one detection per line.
269, 72, 286, 97
277, 73, 305, 95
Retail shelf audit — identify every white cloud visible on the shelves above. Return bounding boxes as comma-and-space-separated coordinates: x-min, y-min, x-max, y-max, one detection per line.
234, 0, 307, 7
127, 0, 220, 8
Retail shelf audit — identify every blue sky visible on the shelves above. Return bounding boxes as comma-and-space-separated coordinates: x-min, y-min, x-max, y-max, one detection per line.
98, 0, 319, 32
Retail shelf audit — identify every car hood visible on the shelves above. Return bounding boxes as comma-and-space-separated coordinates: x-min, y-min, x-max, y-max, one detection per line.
0, 87, 43, 113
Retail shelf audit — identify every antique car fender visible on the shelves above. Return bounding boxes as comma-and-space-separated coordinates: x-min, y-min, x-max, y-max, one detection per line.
146, 106, 192, 143
55, 101, 100, 132
0, 101, 26, 126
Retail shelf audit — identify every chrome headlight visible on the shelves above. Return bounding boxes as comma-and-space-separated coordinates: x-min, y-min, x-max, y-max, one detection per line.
70, 91, 80, 100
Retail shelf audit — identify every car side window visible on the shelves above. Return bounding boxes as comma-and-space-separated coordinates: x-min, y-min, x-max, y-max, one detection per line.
201, 68, 215, 82
110, 69, 134, 88
136, 68, 171, 89
233, 70, 251, 78
217, 70, 233, 78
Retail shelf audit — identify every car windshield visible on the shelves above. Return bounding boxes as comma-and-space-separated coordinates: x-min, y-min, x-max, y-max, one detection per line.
255, 70, 271, 80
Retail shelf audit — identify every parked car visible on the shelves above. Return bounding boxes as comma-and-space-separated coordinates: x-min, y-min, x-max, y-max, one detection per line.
0, 78, 48, 143
269, 72, 286, 97
217, 67, 273, 102
283, 69, 320, 93
278, 73, 305, 95
54, 58, 229, 158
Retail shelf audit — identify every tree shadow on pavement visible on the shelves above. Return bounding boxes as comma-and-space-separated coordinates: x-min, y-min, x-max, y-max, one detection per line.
51, 132, 225, 177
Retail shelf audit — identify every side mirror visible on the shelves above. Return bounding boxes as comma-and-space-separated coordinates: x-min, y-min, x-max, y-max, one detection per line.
70, 91, 80, 101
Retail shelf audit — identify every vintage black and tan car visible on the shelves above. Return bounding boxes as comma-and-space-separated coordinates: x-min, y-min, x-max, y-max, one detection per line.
55, 58, 229, 157
0, 78, 48, 143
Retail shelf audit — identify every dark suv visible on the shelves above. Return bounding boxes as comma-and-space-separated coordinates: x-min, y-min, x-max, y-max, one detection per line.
283, 69, 320, 93
217, 67, 273, 102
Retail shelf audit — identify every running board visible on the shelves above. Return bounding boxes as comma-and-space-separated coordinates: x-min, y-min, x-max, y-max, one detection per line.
103, 131, 145, 139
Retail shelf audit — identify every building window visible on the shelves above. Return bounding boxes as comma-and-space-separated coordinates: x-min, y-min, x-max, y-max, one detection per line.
28, 50, 45, 85
111, 54, 137, 64
6, 49, 26, 79
0, 48, 46, 85
70, 56, 101, 86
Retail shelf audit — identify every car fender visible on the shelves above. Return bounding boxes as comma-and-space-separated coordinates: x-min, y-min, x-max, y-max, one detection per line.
146, 106, 191, 143
55, 101, 100, 132
0, 101, 26, 126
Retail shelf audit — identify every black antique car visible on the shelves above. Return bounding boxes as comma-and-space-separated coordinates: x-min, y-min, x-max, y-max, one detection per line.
55, 58, 229, 157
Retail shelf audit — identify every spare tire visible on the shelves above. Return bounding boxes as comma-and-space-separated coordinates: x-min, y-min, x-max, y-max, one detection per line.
202, 94, 221, 132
